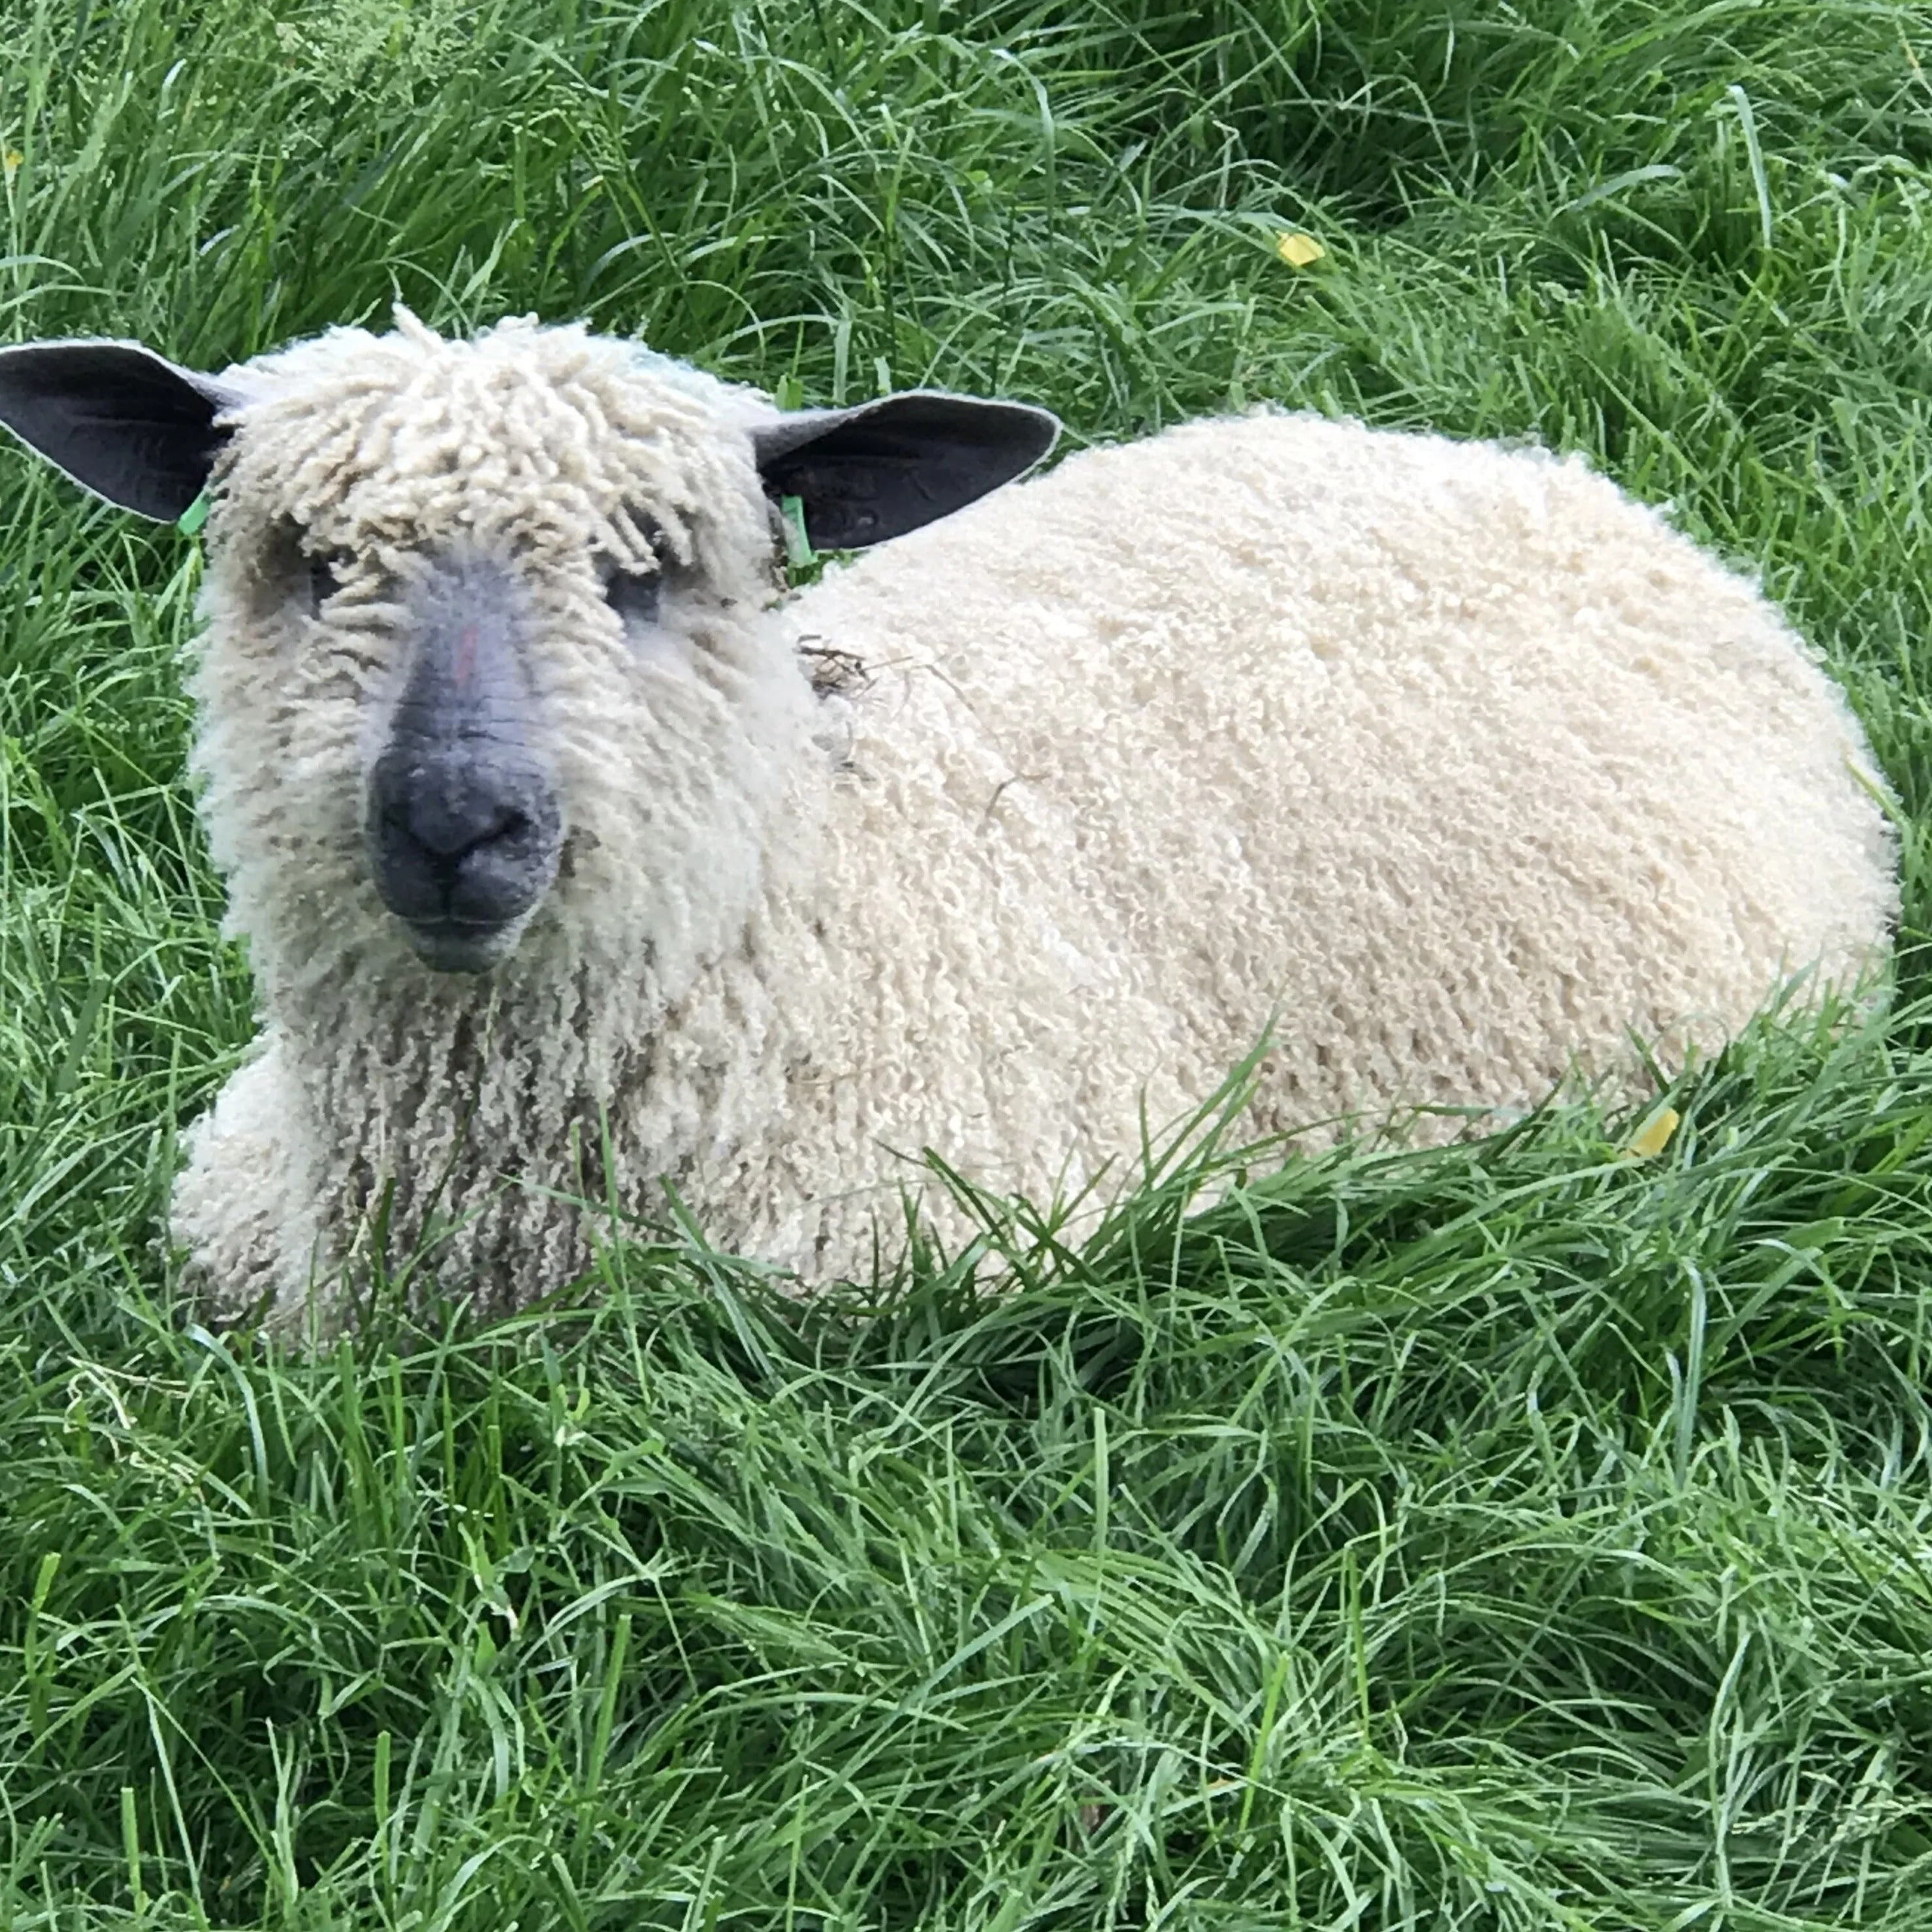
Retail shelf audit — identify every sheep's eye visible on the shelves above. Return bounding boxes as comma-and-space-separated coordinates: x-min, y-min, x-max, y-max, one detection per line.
603, 566, 662, 628
307, 551, 349, 613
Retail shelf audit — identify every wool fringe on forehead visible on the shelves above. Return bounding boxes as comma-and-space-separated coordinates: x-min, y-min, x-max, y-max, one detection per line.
216, 309, 773, 588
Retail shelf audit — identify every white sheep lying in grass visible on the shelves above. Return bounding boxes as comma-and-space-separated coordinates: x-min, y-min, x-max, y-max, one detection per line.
0, 312, 1897, 1333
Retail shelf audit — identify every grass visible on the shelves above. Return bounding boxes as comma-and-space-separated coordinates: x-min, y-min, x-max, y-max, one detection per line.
4, 0, 1932, 1922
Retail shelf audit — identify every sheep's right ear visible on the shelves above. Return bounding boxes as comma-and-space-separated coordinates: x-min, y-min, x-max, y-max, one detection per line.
0, 340, 252, 522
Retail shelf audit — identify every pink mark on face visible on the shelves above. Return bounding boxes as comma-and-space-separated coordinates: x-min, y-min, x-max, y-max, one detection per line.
454, 622, 480, 690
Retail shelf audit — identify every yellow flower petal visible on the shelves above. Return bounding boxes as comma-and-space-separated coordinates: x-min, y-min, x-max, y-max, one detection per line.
2, 150, 22, 179
1623, 1106, 1681, 1159
1275, 231, 1325, 268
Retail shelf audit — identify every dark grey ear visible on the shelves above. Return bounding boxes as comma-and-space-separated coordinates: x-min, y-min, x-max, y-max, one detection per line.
0, 340, 252, 521
752, 391, 1059, 550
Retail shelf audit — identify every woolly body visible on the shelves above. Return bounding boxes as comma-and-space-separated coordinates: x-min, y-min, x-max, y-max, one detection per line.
134, 322, 1892, 1328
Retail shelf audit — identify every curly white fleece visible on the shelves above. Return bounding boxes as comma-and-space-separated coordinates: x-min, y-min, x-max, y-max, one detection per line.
169, 317, 1897, 1332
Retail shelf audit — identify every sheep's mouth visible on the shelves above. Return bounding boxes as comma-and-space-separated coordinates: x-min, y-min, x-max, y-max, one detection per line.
400, 914, 528, 974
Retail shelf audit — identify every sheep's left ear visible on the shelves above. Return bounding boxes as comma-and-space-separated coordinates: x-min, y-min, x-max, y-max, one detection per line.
0, 339, 252, 521
752, 391, 1059, 549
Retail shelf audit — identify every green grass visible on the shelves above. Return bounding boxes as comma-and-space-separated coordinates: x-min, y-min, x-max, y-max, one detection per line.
5, 0, 1932, 1922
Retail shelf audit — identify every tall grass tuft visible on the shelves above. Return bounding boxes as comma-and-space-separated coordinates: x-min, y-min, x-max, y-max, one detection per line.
4, 0, 1932, 1922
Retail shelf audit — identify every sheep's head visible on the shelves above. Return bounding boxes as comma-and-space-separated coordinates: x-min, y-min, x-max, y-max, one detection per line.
0, 316, 1055, 989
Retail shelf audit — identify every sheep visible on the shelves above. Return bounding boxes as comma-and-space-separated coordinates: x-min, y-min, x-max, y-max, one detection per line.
0, 312, 1897, 1335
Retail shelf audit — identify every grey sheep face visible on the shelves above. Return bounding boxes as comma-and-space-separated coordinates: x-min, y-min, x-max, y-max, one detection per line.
0, 318, 1057, 980
359, 551, 565, 973
261, 520, 669, 973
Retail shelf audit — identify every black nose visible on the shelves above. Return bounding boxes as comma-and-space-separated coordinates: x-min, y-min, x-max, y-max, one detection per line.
368, 749, 562, 929
362, 554, 565, 966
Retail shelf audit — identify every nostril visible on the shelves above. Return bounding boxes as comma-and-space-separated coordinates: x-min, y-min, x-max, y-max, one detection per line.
453, 805, 535, 861
381, 783, 534, 863
417, 811, 526, 865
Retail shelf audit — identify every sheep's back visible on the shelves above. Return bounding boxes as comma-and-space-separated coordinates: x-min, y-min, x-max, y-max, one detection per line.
778, 409, 1896, 1169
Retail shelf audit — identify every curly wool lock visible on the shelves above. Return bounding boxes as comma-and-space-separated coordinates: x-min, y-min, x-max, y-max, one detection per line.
0, 315, 1898, 1333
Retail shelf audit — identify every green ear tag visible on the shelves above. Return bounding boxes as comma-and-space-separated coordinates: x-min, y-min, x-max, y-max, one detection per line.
176, 490, 210, 537
779, 494, 815, 570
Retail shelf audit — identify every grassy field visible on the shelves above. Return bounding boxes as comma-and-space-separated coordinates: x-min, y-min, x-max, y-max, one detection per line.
5, 0, 1932, 1924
